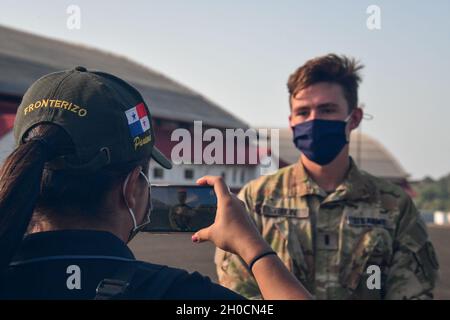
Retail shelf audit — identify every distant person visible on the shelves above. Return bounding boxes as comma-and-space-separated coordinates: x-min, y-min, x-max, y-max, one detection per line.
169, 189, 194, 231
215, 54, 439, 299
0, 67, 311, 300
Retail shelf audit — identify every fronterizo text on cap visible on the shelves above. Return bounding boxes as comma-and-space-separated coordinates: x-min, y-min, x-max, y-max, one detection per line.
24, 99, 88, 117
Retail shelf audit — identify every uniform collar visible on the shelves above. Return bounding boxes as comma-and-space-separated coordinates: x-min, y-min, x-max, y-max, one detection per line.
12, 230, 135, 263
328, 158, 373, 203
288, 161, 326, 197
289, 157, 373, 202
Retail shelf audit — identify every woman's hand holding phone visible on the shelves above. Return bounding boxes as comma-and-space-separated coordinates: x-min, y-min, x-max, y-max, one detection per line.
192, 175, 313, 300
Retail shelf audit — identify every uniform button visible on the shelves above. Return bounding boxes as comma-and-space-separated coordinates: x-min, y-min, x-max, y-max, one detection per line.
74, 66, 87, 72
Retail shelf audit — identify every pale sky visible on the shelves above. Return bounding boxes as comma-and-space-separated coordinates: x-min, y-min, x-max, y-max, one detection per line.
1, 0, 449, 179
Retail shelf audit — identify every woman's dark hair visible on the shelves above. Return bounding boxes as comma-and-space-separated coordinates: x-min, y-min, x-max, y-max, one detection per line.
0, 124, 149, 275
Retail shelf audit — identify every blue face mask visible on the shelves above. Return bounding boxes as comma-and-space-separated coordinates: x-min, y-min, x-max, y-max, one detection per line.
292, 115, 352, 166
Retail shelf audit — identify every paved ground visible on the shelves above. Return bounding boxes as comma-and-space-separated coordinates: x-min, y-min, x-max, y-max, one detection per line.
129, 232, 218, 280
428, 226, 450, 300
129, 225, 450, 299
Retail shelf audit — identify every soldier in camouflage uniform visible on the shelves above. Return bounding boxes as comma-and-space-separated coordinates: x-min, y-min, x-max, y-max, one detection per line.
215, 54, 439, 299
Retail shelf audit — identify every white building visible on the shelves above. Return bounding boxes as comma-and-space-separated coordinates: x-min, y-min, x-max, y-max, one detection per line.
0, 26, 260, 191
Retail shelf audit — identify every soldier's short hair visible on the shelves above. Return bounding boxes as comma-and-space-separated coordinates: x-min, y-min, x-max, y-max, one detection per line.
287, 54, 364, 113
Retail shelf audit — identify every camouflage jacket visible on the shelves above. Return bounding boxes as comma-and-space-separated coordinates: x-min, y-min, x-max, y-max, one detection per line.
215, 159, 439, 299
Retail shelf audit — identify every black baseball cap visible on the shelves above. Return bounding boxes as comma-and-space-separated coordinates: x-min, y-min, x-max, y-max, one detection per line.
14, 66, 172, 171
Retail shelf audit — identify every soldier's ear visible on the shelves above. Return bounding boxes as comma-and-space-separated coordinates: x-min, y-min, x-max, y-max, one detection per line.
348, 108, 363, 131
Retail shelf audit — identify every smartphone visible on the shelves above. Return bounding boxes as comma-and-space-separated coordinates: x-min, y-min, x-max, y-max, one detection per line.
143, 185, 217, 233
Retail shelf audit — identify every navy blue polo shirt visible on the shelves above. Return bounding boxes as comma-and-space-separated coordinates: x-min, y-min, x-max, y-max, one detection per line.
0, 230, 244, 300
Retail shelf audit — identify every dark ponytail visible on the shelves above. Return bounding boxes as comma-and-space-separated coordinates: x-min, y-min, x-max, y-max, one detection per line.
0, 124, 150, 277
0, 135, 55, 273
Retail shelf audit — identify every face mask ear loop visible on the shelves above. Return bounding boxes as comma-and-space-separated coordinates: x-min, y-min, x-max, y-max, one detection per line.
138, 171, 152, 226
344, 111, 354, 123
122, 172, 138, 230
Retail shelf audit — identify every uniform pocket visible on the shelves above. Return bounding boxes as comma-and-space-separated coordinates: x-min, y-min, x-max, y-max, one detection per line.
339, 228, 393, 299
400, 218, 439, 289
270, 217, 315, 292
255, 198, 314, 292
412, 241, 439, 287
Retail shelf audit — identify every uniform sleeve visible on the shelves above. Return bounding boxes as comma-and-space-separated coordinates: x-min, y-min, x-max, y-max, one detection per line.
384, 196, 439, 299
214, 182, 264, 299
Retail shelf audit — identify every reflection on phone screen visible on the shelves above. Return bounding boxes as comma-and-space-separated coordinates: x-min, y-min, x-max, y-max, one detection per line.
144, 186, 217, 232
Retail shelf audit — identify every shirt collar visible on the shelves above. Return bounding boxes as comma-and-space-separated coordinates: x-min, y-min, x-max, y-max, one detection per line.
12, 230, 135, 263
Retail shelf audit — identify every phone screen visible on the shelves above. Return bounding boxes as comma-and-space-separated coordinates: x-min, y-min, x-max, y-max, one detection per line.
143, 185, 217, 233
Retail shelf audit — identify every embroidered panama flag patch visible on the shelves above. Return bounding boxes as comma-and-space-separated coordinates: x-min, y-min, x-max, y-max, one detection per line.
125, 102, 151, 137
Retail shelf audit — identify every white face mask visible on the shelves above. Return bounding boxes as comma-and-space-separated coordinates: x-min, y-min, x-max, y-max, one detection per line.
122, 171, 152, 242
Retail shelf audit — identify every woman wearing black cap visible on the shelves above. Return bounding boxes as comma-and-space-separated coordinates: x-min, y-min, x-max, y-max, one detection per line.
0, 67, 311, 300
